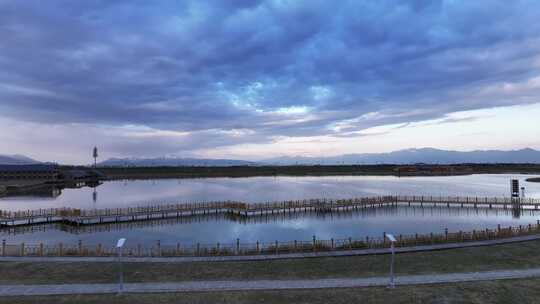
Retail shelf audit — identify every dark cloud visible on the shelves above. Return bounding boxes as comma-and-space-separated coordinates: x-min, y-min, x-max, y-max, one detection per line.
1, 0, 540, 157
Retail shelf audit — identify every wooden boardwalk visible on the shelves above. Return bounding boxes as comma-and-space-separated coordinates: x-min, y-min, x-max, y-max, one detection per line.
1, 195, 539, 228
2, 205, 535, 237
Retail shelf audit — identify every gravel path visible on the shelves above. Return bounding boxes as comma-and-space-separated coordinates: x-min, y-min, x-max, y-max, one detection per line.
1, 268, 540, 296
1, 234, 539, 263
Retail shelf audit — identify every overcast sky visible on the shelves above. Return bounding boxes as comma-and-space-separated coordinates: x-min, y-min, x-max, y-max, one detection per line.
1, 0, 540, 164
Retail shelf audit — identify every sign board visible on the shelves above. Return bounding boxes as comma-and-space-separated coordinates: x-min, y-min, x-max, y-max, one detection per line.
385, 234, 397, 242
116, 238, 126, 248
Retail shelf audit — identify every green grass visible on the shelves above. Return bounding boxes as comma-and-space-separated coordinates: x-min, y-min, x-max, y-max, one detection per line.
1, 279, 540, 304
2, 239, 540, 285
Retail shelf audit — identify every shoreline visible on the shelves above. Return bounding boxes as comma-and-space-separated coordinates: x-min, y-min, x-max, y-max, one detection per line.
2, 164, 539, 194
95, 164, 540, 180
0, 180, 100, 198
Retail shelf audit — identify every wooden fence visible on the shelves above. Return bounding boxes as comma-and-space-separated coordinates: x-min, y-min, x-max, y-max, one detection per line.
2, 195, 539, 222
2, 221, 540, 257
2, 205, 533, 236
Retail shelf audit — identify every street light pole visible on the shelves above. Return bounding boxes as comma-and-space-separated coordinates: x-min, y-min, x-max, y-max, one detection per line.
93, 146, 98, 168
390, 241, 395, 288
385, 234, 397, 288
119, 248, 123, 293
116, 238, 126, 294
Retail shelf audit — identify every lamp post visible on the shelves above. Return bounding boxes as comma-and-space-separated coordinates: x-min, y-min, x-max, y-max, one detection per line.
93, 146, 98, 168
116, 238, 126, 294
385, 233, 397, 288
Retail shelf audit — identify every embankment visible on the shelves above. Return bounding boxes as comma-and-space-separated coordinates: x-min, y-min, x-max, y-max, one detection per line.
96, 164, 540, 180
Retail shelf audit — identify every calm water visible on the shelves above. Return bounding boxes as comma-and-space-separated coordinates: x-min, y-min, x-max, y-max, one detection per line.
1, 174, 539, 246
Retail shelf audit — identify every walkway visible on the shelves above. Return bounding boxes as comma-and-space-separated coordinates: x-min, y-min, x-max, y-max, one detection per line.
1, 234, 539, 263
3, 195, 538, 227
1, 268, 540, 296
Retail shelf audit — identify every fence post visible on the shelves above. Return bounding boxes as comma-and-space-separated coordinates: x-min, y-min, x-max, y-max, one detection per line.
256, 241, 260, 254
293, 240, 296, 252
349, 237, 352, 250
2, 240, 5, 257
197, 243, 200, 256
97, 244, 102, 256
236, 238, 240, 255
20, 243, 25, 256
176, 243, 181, 256
445, 228, 448, 242
59, 242, 63, 256
275, 240, 278, 254
78, 240, 82, 256
331, 238, 334, 250
157, 240, 161, 257
312, 235, 316, 252
137, 244, 141, 257
217, 242, 220, 256
39, 243, 44, 256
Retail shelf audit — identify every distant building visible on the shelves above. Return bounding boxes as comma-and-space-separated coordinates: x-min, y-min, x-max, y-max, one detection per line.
0, 164, 60, 181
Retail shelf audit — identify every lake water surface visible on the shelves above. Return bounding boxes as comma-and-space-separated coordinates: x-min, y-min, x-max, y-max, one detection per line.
1, 174, 539, 246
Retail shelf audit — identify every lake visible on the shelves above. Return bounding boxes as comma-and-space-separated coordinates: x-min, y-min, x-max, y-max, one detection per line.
1, 174, 539, 246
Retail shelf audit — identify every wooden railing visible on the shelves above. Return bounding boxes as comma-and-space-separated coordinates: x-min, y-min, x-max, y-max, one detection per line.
1, 197, 395, 219
2, 196, 539, 221
2, 221, 539, 257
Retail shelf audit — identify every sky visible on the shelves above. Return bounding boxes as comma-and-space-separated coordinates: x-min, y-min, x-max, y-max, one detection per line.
1, 0, 540, 164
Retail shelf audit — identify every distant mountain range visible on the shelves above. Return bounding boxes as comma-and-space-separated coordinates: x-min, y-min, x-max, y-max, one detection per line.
100, 148, 540, 166
3, 148, 540, 166
98, 157, 257, 167
0, 154, 40, 165
262, 148, 540, 165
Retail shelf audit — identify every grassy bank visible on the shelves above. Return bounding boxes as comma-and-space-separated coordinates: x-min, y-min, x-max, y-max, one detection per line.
2, 279, 539, 304
3, 240, 540, 303
95, 164, 540, 180
2, 239, 540, 285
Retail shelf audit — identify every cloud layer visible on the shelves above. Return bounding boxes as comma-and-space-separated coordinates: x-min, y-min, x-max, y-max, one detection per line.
1, 0, 540, 162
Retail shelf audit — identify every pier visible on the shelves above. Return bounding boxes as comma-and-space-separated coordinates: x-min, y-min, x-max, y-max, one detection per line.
1, 195, 539, 228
